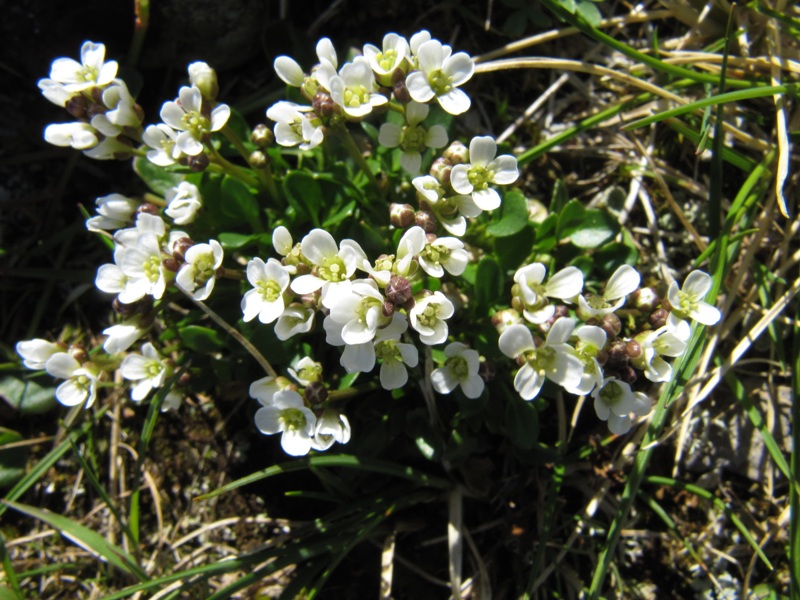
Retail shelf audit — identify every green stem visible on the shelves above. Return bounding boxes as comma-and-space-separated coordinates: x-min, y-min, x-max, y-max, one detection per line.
127, 0, 150, 68
206, 148, 260, 189
220, 124, 279, 204
331, 124, 382, 196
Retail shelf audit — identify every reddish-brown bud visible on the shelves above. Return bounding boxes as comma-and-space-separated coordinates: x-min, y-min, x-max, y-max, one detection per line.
187, 153, 210, 172
443, 140, 469, 164
415, 210, 437, 233
162, 258, 182, 272
137, 203, 160, 215
649, 308, 669, 329
625, 339, 642, 359
250, 123, 274, 147
65, 95, 89, 120
304, 381, 328, 406
393, 78, 412, 104
386, 275, 413, 307
172, 237, 195, 261
390, 203, 415, 229
479, 360, 495, 382
600, 313, 622, 340
312, 92, 336, 119
429, 157, 452, 186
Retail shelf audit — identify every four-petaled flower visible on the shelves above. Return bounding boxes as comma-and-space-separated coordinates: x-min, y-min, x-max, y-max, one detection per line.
242, 257, 291, 324
406, 39, 475, 115
254, 389, 317, 456
175, 240, 224, 301
409, 291, 455, 345
119, 342, 170, 402
160, 85, 230, 156
592, 378, 651, 435
450, 136, 519, 211
431, 342, 484, 399
378, 102, 447, 174
667, 270, 721, 326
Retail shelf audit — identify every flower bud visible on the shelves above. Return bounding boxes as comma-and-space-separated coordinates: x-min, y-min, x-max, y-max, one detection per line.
415, 210, 437, 233
382, 300, 395, 318
188, 62, 219, 100
304, 381, 328, 406
112, 297, 139, 317
649, 308, 669, 329
312, 92, 336, 120
172, 237, 195, 261
606, 339, 628, 365
625, 339, 642, 359
491, 308, 522, 334
390, 203, 415, 229
187, 153, 210, 172
631, 287, 660, 312
69, 344, 88, 363
600, 313, 622, 340
65, 95, 89, 120
443, 140, 469, 165
162, 257, 182, 272
429, 157, 452, 186
250, 123, 274, 148
393, 78, 412, 104
618, 364, 638, 384
249, 150, 269, 169
137, 203, 160, 215
178, 371, 192, 386
386, 275, 413, 307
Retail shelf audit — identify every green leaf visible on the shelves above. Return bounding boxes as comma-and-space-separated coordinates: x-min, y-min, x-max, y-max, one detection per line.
496, 224, 536, 270
218, 232, 257, 250
556, 199, 586, 239
550, 179, 570, 212
2, 499, 148, 581
474, 257, 504, 308
486, 190, 529, 237
505, 396, 539, 450
220, 175, 261, 225
283, 171, 323, 228
0, 376, 57, 415
133, 156, 185, 196
576, 0, 602, 25
180, 325, 225, 352
569, 209, 620, 248
594, 240, 639, 274
0, 429, 26, 489
532, 214, 558, 253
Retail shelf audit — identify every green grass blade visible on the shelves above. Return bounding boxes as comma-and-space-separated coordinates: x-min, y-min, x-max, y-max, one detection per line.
1, 499, 149, 582
0, 409, 103, 519
664, 119, 756, 172
194, 454, 452, 502
623, 85, 795, 131
645, 477, 773, 570
0, 532, 22, 599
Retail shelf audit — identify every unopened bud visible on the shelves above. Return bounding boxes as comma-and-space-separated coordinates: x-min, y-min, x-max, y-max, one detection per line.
188, 62, 219, 100
415, 210, 437, 233
112, 297, 139, 317
178, 372, 192, 386
312, 92, 336, 119
69, 344, 88, 363
162, 257, 182, 272
65, 95, 89, 120
187, 153, 209, 172
429, 157, 452, 186
390, 203, 415, 229
393, 78, 412, 104
606, 340, 628, 365
649, 308, 669, 329
600, 313, 622, 340
250, 123, 274, 148
625, 339, 642, 359
631, 287, 660, 312
618, 364, 638, 384
249, 150, 269, 169
386, 275, 413, 307
382, 300, 395, 318
172, 237, 195, 261
491, 308, 521, 334
137, 203, 160, 215
443, 140, 469, 164
304, 381, 328, 406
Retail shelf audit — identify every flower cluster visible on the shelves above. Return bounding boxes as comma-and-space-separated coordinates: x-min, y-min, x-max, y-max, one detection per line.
19, 37, 724, 462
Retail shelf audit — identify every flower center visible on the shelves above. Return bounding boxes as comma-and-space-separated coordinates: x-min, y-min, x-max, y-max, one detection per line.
257, 279, 283, 302
144, 256, 162, 283
181, 111, 211, 135
343, 85, 370, 109
193, 252, 216, 283
145, 361, 163, 378
375, 339, 402, 362
417, 303, 440, 328
467, 165, 491, 189
318, 257, 347, 282
400, 125, 427, 152
77, 65, 99, 83
376, 49, 398, 72
446, 356, 469, 380
599, 382, 625, 407
280, 408, 308, 432
427, 69, 452, 96
421, 244, 447, 269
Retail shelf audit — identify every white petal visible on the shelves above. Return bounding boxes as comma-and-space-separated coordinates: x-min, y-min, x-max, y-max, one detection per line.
498, 324, 534, 358
301, 229, 338, 265
546, 267, 584, 299
514, 363, 543, 400
443, 52, 475, 86
488, 155, 519, 184
431, 367, 458, 394
274, 56, 305, 86
449, 164, 472, 195
437, 88, 471, 115
607, 414, 632, 435
378, 123, 402, 148
426, 125, 448, 149
691, 302, 721, 326
605, 264, 640, 300
56, 379, 88, 407
469, 136, 497, 165
683, 270, 712, 296
460, 375, 484, 399
45, 353, 79, 379
254, 406, 282, 434
380, 360, 408, 390
471, 188, 501, 211
546, 317, 575, 346
405, 72, 435, 103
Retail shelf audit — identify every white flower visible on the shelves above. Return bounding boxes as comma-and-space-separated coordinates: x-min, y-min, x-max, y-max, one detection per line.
113, 212, 166, 247
249, 375, 293, 407
102, 322, 147, 354
120, 342, 170, 402
632, 326, 687, 383
328, 279, 388, 345
47, 41, 118, 92
44, 122, 98, 150
329, 58, 388, 119
373, 315, 418, 389
290, 229, 367, 308
513, 263, 584, 324
667, 270, 721, 326
578, 264, 640, 319
274, 37, 338, 93
83, 136, 133, 160
45, 353, 99, 408
175, 240, 224, 301
498, 319, 583, 401
450, 136, 518, 211
254, 389, 317, 456
288, 357, 323, 386
410, 176, 479, 235
363, 33, 410, 85
165, 181, 203, 225
406, 39, 474, 115
431, 342, 484, 399
86, 193, 139, 232
38, 78, 72, 107
379, 102, 447, 174
242, 257, 290, 324
92, 80, 141, 132
272, 226, 293, 256
409, 291, 454, 345
571, 325, 607, 395
266, 101, 324, 151
274, 305, 315, 340
116, 233, 168, 302
160, 85, 230, 156
311, 410, 351, 451
419, 236, 468, 278
592, 378, 651, 435
16, 339, 63, 370
188, 61, 218, 99
143, 124, 181, 166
